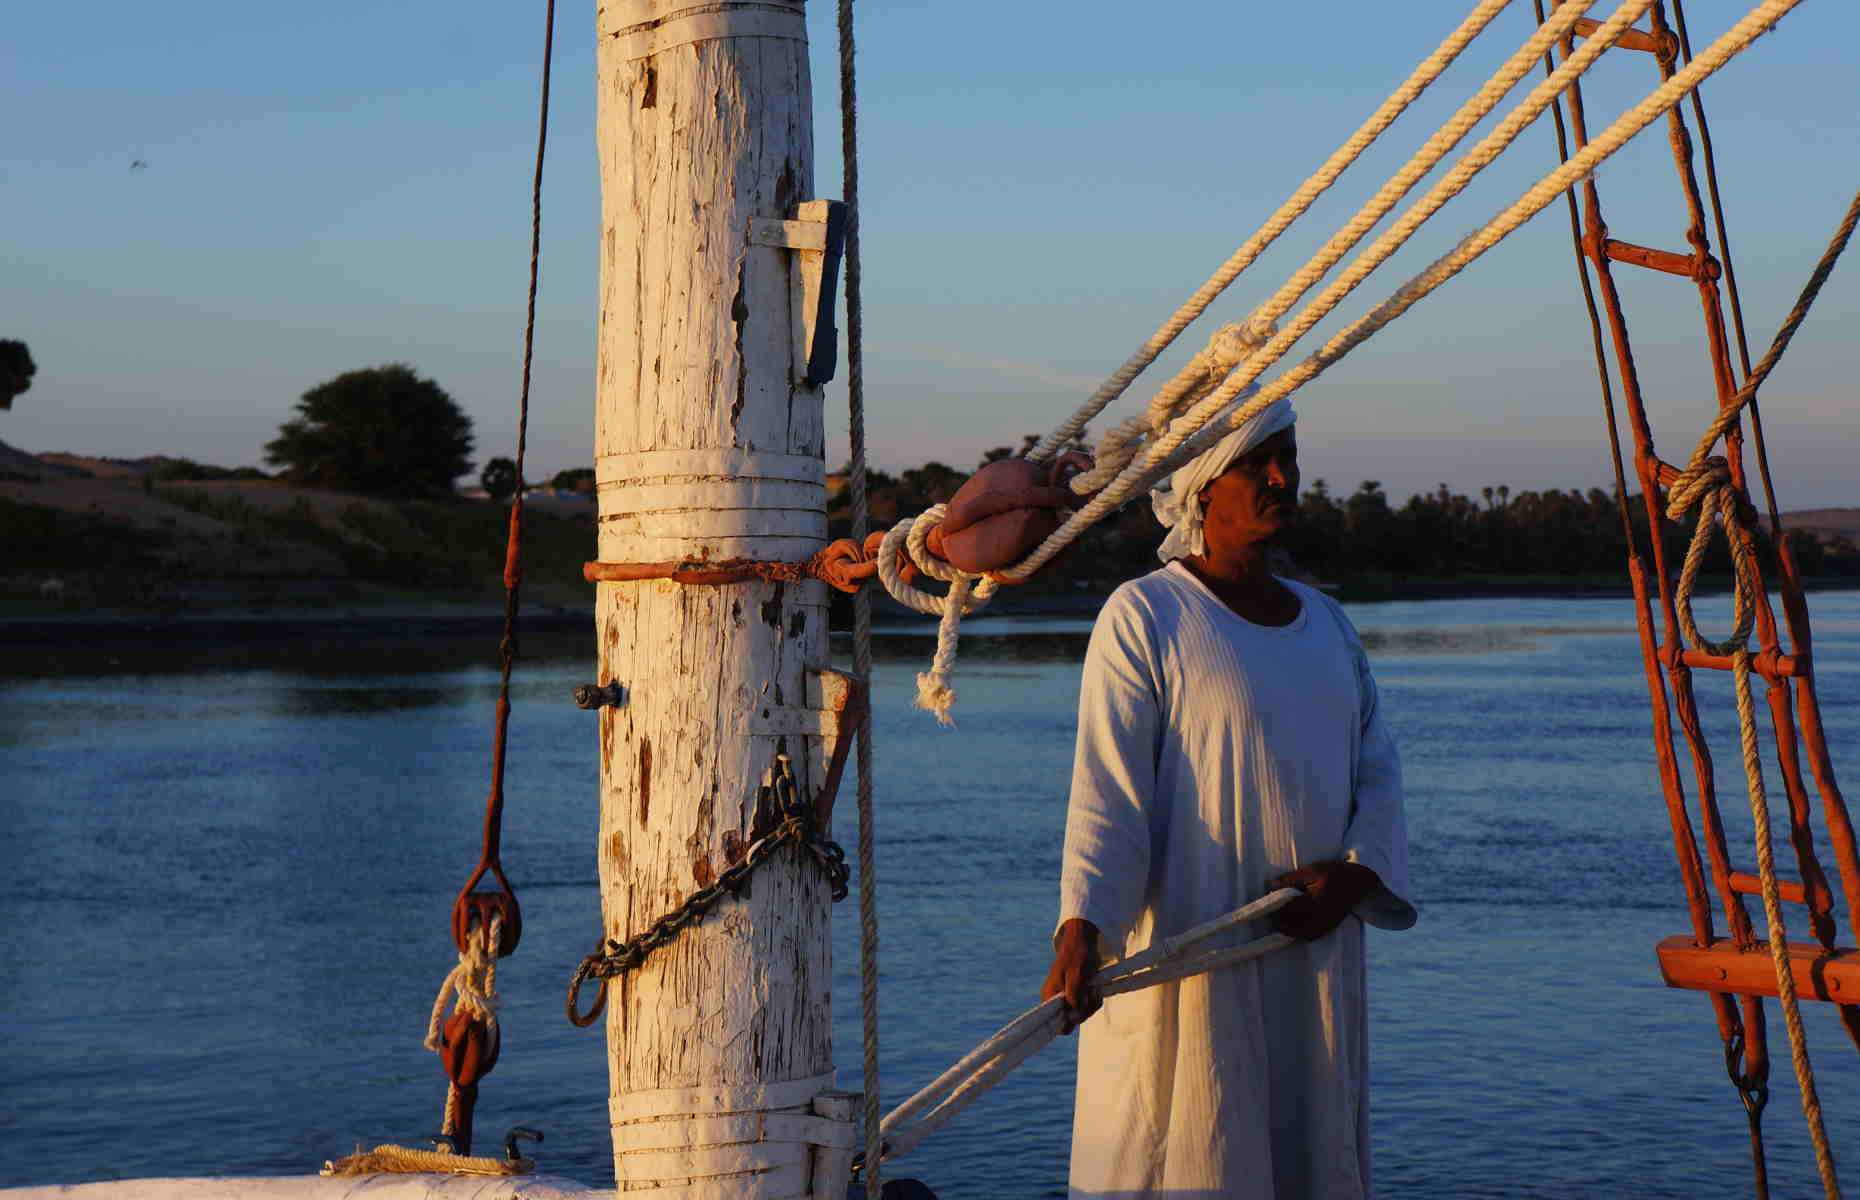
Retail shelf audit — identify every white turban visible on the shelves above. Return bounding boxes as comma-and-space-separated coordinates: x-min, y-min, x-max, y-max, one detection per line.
1149, 396, 1297, 562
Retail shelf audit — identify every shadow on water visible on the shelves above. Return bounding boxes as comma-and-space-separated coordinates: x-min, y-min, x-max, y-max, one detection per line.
0, 619, 596, 679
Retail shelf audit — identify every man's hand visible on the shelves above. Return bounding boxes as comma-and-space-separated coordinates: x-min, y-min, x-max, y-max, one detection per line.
1266, 860, 1380, 942
1041, 918, 1103, 1035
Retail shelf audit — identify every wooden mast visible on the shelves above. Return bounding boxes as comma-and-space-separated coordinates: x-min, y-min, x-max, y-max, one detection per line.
593, 1, 849, 1193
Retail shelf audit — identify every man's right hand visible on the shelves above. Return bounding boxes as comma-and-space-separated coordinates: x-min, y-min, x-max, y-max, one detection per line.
1041, 918, 1103, 1035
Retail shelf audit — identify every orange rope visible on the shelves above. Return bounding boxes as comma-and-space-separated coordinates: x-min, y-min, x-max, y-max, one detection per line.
583, 535, 887, 594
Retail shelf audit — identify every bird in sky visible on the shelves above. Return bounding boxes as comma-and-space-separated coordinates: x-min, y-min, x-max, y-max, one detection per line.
130, 159, 147, 170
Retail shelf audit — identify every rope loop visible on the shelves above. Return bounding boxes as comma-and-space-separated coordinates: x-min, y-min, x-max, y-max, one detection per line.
876, 516, 997, 617
1665, 456, 1757, 658
905, 506, 963, 584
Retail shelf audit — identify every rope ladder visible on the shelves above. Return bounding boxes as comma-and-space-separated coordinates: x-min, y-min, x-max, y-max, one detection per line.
1538, 3, 1857, 1195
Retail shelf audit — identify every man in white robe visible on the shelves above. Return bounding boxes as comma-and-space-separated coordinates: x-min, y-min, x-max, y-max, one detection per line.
1042, 397, 1415, 1199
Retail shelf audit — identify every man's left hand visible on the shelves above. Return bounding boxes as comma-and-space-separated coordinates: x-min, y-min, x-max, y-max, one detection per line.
1266, 860, 1381, 941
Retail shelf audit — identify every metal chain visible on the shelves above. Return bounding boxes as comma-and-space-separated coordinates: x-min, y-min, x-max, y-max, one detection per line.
567, 754, 849, 1026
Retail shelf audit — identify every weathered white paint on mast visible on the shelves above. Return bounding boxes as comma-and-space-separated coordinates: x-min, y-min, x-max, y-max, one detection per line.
593, 1, 843, 1194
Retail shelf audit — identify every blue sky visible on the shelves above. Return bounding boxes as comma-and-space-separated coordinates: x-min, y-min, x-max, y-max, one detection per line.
5, 1, 1855, 506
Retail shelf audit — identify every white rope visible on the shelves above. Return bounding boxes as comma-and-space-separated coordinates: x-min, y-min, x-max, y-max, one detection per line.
1047, 0, 1587, 484
1061, 0, 1597, 479
872, 507, 998, 725
1028, 0, 1514, 466
423, 914, 502, 1145
875, 890, 1301, 1162
1068, 317, 1277, 496
875, 511, 997, 618
914, 572, 971, 725
1001, 0, 1801, 583
425, 914, 502, 1057
1008, 0, 1659, 576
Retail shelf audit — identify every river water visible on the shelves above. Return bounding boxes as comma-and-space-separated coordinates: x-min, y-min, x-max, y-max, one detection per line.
4, 590, 1859, 1196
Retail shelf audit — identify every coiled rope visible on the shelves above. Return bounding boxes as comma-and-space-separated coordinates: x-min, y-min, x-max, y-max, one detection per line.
1662, 189, 1860, 1200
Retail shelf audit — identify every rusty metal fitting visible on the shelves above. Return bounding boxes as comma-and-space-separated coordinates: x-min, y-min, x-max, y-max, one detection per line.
582, 536, 881, 594
574, 681, 628, 710
504, 1127, 544, 1162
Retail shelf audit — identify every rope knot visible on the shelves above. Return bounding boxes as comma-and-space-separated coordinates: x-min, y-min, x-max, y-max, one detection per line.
426, 915, 504, 1057
1664, 452, 1757, 660
1664, 454, 1732, 523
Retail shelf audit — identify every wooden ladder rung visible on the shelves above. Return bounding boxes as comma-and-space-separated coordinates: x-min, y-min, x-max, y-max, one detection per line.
1658, 936, 1860, 1002
1571, 18, 1673, 57
1673, 647, 1804, 678
1602, 238, 1718, 279
1728, 870, 1807, 905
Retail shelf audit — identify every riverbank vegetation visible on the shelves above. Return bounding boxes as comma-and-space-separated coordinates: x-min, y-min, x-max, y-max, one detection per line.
3, 442, 1855, 620
828, 457, 1860, 603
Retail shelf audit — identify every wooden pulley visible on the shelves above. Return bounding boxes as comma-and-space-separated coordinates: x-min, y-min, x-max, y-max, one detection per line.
451, 871, 522, 957
439, 1011, 502, 1088
927, 451, 1095, 576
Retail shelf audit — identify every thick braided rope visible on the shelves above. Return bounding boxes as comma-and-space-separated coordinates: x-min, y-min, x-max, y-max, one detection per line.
1027, 0, 1512, 465
1666, 484, 1839, 1198
1672, 188, 1860, 501
1660, 190, 1860, 1200
836, 0, 883, 1188
1229, 0, 1597, 365
1069, 318, 1276, 495
321, 1144, 530, 1177
881, 507, 998, 724
422, 914, 501, 1143
425, 914, 502, 1056
915, 573, 972, 725
875, 512, 999, 617
877, 890, 1299, 1161
1009, 0, 1660, 577
1007, 0, 1657, 577
1002, 0, 1800, 582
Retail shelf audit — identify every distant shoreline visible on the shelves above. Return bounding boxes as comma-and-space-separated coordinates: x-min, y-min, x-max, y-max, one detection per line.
8, 573, 1856, 659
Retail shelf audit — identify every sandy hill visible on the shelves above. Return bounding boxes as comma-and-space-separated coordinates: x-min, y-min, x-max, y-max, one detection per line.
0, 440, 594, 616
0, 438, 86, 481
1783, 508, 1860, 544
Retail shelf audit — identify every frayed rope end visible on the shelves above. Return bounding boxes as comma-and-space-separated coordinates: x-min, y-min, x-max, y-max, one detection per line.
914, 671, 957, 726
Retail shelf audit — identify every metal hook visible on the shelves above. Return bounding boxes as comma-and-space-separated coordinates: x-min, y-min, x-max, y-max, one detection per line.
505, 1126, 545, 1162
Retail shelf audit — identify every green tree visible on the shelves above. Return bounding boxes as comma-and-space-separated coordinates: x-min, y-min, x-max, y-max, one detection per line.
481, 456, 520, 502
550, 466, 595, 493
0, 339, 35, 411
264, 364, 474, 497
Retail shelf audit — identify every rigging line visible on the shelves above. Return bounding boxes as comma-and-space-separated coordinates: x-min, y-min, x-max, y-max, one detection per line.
1027, 0, 1513, 464
1003, 0, 1673, 581
1661, 188, 1860, 1200
1077, 0, 1598, 483
1535, 12, 1770, 1189
1671, 189, 1860, 480
1532, 0, 1635, 550
479, 0, 555, 899
836, 0, 883, 1191
1671, 0, 1756, 381
1670, 0, 1785, 536
465, 0, 550, 967
1209, 0, 1596, 377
